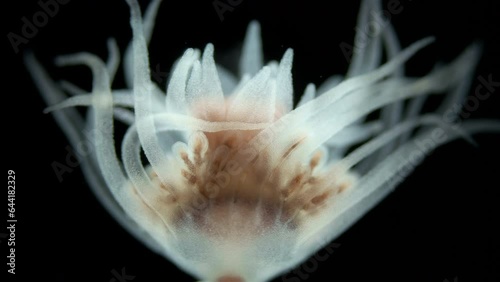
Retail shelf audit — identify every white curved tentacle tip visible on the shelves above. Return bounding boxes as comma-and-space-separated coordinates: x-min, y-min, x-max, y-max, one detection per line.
54, 53, 101, 68
166, 47, 200, 112
54, 54, 77, 67
280, 48, 294, 68
184, 47, 196, 57
276, 48, 294, 112
466, 40, 483, 58
201, 43, 224, 97
248, 20, 260, 31
297, 83, 316, 107
106, 38, 120, 79
203, 43, 215, 58
42, 97, 91, 113
240, 20, 263, 77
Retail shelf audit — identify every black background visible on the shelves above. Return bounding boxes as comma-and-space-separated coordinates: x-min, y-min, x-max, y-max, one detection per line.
4, 0, 500, 281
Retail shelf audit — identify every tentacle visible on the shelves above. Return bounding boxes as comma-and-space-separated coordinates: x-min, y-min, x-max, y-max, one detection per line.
297, 83, 316, 108
124, 0, 163, 88
106, 38, 120, 82
55, 52, 128, 202
126, 0, 183, 197
121, 124, 177, 238
239, 21, 263, 77
325, 120, 383, 147
25, 52, 165, 255
298, 120, 500, 251
249, 37, 434, 163
186, 44, 225, 120
43, 90, 134, 113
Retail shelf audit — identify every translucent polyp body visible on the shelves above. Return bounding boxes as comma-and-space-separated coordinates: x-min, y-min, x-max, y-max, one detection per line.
123, 98, 355, 281
25, 0, 499, 281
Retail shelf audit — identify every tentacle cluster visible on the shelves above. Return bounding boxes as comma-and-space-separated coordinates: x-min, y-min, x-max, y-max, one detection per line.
26, 0, 499, 281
